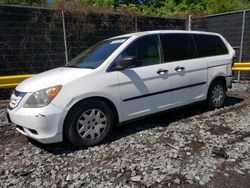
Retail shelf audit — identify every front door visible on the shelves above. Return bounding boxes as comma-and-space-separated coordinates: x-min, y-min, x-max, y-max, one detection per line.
116, 35, 173, 121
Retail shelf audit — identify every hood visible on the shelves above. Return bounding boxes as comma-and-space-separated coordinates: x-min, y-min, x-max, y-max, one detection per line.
16, 67, 93, 92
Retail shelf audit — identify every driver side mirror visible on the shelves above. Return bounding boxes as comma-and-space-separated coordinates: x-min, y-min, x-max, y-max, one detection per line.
112, 56, 136, 71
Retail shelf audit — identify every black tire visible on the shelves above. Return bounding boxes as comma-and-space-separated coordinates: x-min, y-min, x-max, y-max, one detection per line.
207, 80, 226, 109
64, 99, 114, 147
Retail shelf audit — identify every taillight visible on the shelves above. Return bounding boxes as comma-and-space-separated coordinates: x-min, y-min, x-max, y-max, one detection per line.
232, 57, 235, 67
232, 57, 235, 76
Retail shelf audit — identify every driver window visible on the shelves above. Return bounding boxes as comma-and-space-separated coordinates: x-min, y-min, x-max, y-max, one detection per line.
121, 35, 161, 67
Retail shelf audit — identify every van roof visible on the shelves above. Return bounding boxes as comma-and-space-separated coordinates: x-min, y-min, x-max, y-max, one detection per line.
111, 30, 220, 39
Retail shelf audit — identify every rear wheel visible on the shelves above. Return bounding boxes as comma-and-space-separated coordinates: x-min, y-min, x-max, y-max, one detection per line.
207, 81, 226, 109
64, 99, 114, 147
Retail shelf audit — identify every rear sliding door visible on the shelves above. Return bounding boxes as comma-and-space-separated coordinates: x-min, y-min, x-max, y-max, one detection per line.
160, 33, 208, 106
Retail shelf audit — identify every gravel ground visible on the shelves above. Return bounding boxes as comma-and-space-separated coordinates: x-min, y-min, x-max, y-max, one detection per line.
0, 82, 250, 188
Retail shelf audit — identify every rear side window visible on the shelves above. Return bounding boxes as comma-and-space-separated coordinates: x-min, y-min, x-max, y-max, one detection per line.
194, 34, 228, 57
160, 34, 197, 62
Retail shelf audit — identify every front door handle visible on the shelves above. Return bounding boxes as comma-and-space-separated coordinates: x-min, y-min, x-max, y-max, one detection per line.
157, 69, 168, 75
175, 66, 185, 72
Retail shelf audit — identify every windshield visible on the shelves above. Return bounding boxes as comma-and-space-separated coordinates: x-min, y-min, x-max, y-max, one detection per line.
65, 37, 129, 69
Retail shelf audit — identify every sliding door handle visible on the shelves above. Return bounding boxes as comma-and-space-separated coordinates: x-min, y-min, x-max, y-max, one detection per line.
157, 69, 168, 75
175, 66, 185, 72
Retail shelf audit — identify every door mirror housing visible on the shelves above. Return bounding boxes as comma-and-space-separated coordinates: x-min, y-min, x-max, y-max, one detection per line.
113, 56, 136, 71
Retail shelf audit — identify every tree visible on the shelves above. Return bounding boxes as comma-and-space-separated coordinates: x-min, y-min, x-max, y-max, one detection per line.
1, 0, 250, 15
0, 0, 48, 6
209, 0, 241, 13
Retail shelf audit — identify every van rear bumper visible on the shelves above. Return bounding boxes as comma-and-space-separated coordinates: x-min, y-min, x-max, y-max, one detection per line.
226, 76, 233, 89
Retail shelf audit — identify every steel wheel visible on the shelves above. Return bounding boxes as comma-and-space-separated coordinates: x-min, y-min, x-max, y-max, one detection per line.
207, 81, 226, 109
211, 84, 224, 107
64, 99, 115, 147
77, 109, 108, 140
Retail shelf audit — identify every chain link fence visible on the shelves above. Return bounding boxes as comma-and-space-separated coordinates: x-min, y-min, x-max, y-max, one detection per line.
0, 5, 186, 75
64, 13, 186, 60
0, 5, 65, 76
0, 5, 186, 99
0, 5, 66, 98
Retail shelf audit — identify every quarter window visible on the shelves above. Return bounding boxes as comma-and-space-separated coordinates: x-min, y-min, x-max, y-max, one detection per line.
160, 34, 197, 62
121, 35, 161, 67
194, 34, 228, 57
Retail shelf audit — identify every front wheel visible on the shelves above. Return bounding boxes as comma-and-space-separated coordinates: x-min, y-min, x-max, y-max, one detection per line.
64, 99, 114, 147
207, 81, 226, 109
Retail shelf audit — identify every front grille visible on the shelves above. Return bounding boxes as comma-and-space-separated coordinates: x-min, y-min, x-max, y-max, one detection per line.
8, 90, 27, 110
16, 125, 25, 132
29, 129, 38, 135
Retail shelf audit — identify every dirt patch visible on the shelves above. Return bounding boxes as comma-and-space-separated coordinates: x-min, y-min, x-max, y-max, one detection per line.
208, 125, 232, 135
210, 159, 250, 188
227, 132, 250, 145
189, 140, 206, 152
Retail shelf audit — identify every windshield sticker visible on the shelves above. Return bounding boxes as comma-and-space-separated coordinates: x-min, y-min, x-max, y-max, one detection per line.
110, 39, 126, 44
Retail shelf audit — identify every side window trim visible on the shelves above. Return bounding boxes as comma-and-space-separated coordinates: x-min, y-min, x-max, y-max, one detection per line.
191, 34, 199, 58
157, 34, 165, 63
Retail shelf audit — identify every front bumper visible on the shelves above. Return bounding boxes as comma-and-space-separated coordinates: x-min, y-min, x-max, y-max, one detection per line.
7, 103, 64, 144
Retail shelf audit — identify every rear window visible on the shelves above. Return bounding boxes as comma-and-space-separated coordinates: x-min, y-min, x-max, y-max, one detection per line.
193, 34, 228, 57
160, 34, 197, 62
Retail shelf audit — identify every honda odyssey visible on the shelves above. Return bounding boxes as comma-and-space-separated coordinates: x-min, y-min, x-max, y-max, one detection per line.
7, 30, 235, 147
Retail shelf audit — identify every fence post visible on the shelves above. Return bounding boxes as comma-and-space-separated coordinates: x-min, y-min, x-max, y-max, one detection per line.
238, 10, 246, 81
135, 16, 138, 32
187, 15, 192, 30
61, 10, 68, 63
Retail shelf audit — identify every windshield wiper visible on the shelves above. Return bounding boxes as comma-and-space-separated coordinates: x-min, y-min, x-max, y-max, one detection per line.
64, 65, 95, 69
64, 64, 78, 68
81, 66, 95, 69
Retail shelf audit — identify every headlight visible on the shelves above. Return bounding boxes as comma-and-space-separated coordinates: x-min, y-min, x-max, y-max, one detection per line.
24, 85, 62, 108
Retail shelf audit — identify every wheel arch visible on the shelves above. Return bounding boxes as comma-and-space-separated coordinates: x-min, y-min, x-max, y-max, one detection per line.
62, 96, 119, 141
207, 76, 227, 98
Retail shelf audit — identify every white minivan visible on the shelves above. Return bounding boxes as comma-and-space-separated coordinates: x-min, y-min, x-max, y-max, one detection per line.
7, 30, 235, 147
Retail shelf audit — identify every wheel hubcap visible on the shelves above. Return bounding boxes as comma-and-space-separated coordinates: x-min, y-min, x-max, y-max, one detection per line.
211, 84, 224, 106
77, 109, 107, 140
